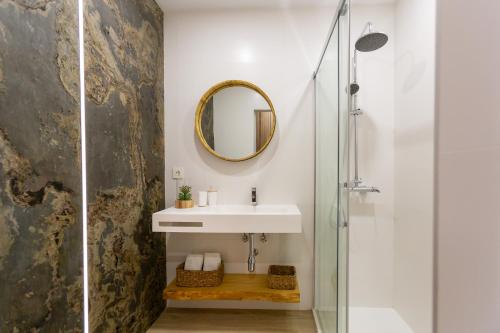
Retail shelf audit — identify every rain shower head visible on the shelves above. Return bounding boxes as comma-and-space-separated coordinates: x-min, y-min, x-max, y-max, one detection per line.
355, 23, 388, 52
356, 32, 388, 52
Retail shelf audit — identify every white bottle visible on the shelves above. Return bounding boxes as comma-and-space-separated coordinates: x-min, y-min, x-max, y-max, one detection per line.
198, 191, 208, 207
208, 187, 217, 206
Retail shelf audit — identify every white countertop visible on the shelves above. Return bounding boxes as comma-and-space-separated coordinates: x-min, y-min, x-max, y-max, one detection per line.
152, 204, 302, 233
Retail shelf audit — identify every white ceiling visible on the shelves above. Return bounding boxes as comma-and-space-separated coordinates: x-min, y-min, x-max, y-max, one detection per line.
156, 0, 339, 12
156, 0, 395, 12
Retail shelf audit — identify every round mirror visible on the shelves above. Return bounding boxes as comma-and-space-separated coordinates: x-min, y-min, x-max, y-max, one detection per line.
195, 80, 276, 162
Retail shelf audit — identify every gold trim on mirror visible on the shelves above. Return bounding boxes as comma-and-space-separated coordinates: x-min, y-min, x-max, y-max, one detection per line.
195, 80, 276, 162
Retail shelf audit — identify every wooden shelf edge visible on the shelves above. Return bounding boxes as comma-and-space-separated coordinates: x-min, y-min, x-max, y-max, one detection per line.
164, 273, 300, 303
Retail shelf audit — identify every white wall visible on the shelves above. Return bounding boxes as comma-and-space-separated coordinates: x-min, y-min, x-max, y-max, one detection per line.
393, 0, 435, 332
350, 3, 435, 333
436, 0, 500, 332
349, 3, 395, 308
163, 7, 334, 310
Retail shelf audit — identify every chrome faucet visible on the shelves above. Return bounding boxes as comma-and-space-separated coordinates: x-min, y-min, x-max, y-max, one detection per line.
251, 187, 257, 206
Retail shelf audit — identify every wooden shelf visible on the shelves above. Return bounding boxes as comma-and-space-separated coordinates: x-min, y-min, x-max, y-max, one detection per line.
164, 274, 300, 303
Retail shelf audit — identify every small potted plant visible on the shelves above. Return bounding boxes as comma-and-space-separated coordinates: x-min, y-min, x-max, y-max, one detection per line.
175, 185, 194, 209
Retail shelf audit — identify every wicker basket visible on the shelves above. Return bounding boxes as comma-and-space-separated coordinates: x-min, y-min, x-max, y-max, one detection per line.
175, 261, 224, 287
267, 265, 297, 290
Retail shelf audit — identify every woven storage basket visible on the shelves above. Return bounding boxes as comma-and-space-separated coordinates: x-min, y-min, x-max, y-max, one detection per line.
267, 265, 297, 290
176, 261, 224, 287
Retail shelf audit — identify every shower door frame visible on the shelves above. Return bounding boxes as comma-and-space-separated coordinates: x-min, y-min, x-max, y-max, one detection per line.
313, 0, 351, 332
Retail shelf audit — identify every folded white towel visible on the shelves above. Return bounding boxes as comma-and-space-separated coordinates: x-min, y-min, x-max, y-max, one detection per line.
203, 252, 221, 271
184, 254, 203, 271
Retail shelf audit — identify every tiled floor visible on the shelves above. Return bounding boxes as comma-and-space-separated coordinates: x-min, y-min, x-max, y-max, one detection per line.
148, 308, 317, 333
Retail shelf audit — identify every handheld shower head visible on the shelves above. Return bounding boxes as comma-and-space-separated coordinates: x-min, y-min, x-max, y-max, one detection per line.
350, 83, 360, 95
355, 22, 388, 52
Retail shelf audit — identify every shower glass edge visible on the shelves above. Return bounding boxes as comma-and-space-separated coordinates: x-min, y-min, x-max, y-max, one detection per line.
314, 1, 350, 332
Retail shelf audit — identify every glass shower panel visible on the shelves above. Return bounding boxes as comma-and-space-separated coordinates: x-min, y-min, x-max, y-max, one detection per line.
314, 1, 350, 332
314, 20, 340, 333
337, 2, 351, 333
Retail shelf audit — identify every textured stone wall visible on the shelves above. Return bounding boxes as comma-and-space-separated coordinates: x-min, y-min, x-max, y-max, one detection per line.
84, 0, 166, 332
0, 1, 83, 332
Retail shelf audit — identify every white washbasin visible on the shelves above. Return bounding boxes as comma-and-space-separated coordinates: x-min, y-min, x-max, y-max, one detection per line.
152, 204, 302, 233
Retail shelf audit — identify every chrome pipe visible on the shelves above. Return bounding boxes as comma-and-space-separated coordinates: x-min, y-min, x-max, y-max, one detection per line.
353, 106, 359, 184
247, 233, 258, 272
360, 22, 373, 38
353, 51, 358, 85
351, 93, 362, 186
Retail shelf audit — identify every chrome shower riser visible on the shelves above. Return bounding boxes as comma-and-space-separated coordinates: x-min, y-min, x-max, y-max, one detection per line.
347, 21, 388, 195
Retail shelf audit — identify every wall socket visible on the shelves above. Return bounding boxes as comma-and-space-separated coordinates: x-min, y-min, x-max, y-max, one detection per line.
172, 167, 184, 179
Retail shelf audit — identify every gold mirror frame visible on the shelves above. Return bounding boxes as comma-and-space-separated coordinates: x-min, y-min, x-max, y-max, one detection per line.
195, 80, 277, 162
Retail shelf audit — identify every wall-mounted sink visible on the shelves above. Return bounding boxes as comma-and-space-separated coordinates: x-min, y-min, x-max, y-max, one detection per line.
152, 205, 301, 233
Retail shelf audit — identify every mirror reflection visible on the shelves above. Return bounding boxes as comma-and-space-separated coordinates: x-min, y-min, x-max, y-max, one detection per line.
196, 82, 276, 161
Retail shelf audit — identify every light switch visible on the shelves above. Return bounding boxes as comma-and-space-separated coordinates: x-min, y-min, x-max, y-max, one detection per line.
172, 167, 184, 179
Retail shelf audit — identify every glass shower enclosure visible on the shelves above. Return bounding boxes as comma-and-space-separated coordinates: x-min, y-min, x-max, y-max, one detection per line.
314, 1, 350, 332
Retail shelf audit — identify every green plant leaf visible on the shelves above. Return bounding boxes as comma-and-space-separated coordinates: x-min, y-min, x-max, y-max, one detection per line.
178, 185, 192, 200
